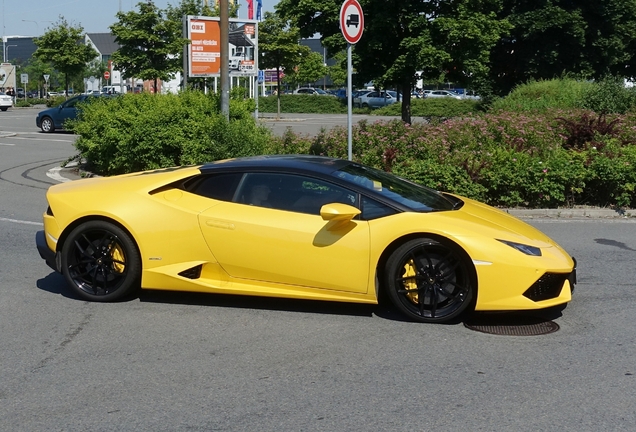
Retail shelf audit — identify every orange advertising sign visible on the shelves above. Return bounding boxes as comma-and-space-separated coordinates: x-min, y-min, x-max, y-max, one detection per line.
186, 16, 258, 78
188, 18, 221, 76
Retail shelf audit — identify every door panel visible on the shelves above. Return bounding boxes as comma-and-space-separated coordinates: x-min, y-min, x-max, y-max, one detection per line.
199, 203, 370, 293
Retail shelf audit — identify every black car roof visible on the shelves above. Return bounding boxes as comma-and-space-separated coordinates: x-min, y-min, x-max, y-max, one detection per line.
199, 155, 353, 176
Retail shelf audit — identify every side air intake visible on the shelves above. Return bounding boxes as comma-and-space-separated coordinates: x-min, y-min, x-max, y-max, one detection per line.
178, 265, 202, 280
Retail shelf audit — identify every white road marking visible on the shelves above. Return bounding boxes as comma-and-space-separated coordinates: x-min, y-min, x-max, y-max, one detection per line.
46, 166, 72, 183
0, 217, 43, 226
9, 136, 76, 143
0, 142, 15, 146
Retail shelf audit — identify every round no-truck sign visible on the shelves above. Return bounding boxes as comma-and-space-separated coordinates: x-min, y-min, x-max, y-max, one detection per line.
103, 71, 111, 80
340, 0, 364, 44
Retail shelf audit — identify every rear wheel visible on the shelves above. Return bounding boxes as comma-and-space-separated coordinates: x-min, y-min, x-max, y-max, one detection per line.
0, 107, 7, 111
40, 116, 54, 133
385, 238, 474, 323
61, 221, 141, 301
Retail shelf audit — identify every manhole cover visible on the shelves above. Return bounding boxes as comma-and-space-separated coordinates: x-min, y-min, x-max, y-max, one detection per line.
464, 315, 559, 336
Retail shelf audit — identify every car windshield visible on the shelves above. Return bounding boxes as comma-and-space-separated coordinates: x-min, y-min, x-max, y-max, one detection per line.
332, 164, 457, 212
315, 89, 327, 94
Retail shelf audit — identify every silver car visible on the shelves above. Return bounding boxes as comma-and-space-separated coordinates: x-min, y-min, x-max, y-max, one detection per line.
426, 90, 463, 100
354, 90, 400, 108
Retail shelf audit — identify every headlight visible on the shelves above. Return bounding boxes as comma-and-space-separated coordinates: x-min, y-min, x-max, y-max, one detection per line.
497, 239, 542, 256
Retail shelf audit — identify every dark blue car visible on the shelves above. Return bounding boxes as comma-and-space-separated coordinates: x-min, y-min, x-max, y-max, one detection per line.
36, 94, 106, 133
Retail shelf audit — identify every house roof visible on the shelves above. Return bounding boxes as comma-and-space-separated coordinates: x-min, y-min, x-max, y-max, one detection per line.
86, 33, 120, 56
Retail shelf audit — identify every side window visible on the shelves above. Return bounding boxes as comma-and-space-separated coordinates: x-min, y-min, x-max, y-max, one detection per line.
236, 173, 357, 215
361, 196, 397, 220
63, 98, 80, 108
184, 173, 243, 201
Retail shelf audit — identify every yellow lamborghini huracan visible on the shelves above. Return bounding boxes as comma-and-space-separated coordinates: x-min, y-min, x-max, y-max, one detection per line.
36, 155, 576, 323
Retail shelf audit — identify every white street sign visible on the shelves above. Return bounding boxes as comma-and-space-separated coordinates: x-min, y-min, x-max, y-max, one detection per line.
340, 0, 364, 45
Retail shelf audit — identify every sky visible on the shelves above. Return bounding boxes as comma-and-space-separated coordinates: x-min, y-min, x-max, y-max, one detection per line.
1, 0, 277, 37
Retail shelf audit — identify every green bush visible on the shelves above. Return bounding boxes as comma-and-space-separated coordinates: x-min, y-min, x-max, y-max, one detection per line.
375, 98, 481, 118
491, 78, 592, 112
580, 77, 636, 114
258, 94, 348, 114
46, 96, 67, 107
69, 91, 273, 176
14, 100, 31, 107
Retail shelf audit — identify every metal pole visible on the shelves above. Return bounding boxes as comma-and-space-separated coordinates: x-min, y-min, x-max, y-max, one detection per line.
347, 43, 352, 161
2, 0, 6, 63
254, 21, 259, 120
182, 15, 188, 90
220, 0, 230, 120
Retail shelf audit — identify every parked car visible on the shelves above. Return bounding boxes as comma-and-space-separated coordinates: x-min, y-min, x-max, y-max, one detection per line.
426, 90, 463, 100
36, 94, 107, 133
294, 87, 334, 96
16, 88, 26, 98
0, 91, 13, 111
27, 90, 41, 98
35, 155, 576, 323
354, 90, 401, 109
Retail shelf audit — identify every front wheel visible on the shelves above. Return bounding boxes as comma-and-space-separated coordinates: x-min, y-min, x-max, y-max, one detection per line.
0, 107, 7, 111
40, 116, 55, 133
61, 221, 141, 301
385, 238, 474, 323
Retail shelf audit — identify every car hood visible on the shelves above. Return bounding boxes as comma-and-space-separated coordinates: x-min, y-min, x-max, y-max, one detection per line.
449, 196, 560, 249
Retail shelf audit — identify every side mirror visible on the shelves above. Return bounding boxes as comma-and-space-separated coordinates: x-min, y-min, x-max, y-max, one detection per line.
320, 203, 360, 222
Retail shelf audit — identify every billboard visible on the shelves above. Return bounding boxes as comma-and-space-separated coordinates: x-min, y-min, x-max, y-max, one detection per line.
186, 16, 258, 78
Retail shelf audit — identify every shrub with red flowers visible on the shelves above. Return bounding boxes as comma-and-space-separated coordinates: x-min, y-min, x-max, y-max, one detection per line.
266, 108, 636, 208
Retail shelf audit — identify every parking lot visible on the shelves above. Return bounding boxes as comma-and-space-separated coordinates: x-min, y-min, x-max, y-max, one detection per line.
1, 107, 635, 430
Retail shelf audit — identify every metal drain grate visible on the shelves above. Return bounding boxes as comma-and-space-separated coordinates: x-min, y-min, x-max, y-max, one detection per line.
464, 315, 560, 336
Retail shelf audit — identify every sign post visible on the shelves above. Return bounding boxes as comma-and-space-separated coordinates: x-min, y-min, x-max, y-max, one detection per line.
21, 73, 28, 101
340, 0, 364, 161
43, 74, 50, 98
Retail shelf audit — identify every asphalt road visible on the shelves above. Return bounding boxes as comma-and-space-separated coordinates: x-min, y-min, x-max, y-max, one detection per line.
1, 107, 635, 431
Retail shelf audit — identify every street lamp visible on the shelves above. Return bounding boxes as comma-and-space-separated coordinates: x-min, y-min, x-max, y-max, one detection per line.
4, 44, 17, 62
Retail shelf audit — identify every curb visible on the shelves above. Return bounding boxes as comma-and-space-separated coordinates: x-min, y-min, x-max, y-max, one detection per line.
506, 208, 633, 219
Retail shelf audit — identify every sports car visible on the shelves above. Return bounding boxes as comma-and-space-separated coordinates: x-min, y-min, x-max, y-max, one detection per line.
36, 155, 576, 323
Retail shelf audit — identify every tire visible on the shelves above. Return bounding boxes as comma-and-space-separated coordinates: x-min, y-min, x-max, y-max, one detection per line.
0, 107, 7, 111
40, 116, 55, 133
384, 238, 474, 323
61, 220, 141, 302
362, 103, 369, 108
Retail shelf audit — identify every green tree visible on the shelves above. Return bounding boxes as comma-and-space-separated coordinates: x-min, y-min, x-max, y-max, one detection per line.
327, 50, 347, 87
21, 57, 53, 94
33, 17, 98, 96
165, 0, 240, 21
284, 50, 326, 87
259, 11, 307, 117
277, 0, 509, 123
110, 1, 187, 93
488, 0, 636, 95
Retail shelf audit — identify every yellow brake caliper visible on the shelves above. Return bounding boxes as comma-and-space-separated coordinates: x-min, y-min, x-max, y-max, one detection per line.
111, 244, 126, 273
403, 259, 419, 304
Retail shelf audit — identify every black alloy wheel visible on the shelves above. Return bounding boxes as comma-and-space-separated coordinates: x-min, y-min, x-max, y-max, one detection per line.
385, 238, 474, 323
61, 221, 141, 301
